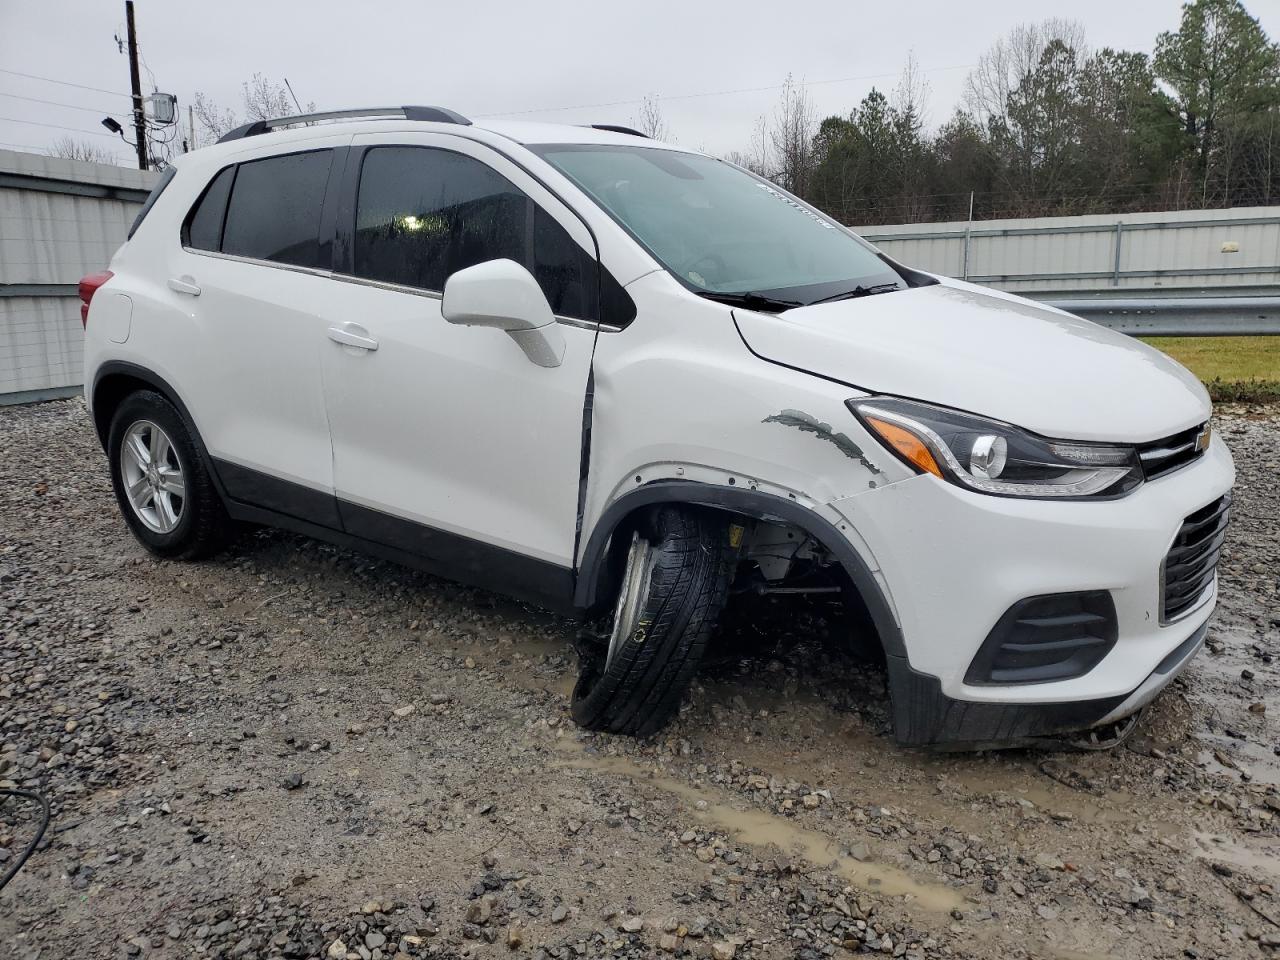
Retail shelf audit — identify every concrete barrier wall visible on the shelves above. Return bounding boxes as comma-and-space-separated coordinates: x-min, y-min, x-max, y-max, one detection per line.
855, 206, 1280, 293
0, 149, 157, 403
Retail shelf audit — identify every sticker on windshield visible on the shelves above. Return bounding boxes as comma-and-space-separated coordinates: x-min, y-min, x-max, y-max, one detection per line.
755, 182, 835, 228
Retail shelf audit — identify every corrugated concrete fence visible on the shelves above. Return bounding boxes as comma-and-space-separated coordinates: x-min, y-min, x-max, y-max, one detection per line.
0, 149, 157, 404
855, 206, 1280, 293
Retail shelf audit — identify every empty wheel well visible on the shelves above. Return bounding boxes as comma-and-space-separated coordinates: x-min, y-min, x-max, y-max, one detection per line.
576, 484, 902, 662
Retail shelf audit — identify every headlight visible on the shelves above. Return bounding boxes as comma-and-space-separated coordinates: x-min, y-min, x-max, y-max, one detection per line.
848, 397, 1143, 498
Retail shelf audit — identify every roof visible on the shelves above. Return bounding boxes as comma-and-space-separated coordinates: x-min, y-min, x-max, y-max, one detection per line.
201, 106, 696, 159
476, 119, 694, 151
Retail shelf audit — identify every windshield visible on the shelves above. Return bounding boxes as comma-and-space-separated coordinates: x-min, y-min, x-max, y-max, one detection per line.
531, 144, 904, 306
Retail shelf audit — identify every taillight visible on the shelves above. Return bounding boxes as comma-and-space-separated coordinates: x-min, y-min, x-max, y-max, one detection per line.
78, 270, 114, 328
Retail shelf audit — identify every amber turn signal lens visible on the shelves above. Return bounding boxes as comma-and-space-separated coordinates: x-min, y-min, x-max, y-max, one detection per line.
864, 416, 943, 478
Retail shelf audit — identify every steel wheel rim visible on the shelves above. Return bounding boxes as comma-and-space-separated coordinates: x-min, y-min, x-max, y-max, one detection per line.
120, 419, 186, 534
605, 531, 655, 671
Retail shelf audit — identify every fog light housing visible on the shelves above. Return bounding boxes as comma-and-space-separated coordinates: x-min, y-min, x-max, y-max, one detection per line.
965, 591, 1118, 685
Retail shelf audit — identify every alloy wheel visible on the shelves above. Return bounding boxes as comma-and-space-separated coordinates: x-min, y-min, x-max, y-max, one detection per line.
119, 419, 186, 534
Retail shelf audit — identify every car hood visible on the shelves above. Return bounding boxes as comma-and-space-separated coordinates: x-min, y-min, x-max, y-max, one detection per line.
733, 279, 1210, 443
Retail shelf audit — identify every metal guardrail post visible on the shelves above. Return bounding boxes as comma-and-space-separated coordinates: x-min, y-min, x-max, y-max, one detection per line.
1112, 222, 1123, 287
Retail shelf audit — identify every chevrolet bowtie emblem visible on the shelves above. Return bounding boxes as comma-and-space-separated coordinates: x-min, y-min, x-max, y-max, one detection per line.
1194, 422, 1212, 453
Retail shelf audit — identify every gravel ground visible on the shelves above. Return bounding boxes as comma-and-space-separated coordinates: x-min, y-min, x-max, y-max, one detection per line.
1, 398, 1277, 960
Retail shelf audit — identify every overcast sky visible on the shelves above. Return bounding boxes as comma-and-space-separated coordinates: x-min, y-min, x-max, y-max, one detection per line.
1, 0, 1277, 165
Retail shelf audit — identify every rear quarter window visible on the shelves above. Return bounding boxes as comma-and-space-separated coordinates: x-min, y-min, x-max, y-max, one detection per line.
182, 165, 235, 251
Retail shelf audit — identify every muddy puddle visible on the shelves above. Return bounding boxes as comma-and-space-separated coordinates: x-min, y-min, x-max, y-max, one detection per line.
1186, 621, 1279, 786
551, 738, 965, 913
1193, 829, 1280, 883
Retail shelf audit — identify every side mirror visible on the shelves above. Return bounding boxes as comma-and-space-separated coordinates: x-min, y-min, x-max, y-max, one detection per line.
441, 259, 566, 368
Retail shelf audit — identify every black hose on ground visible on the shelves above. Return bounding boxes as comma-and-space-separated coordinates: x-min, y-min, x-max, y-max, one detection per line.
0, 788, 51, 893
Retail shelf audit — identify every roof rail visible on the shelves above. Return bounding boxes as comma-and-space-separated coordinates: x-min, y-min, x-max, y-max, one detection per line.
589, 124, 649, 138
217, 105, 471, 143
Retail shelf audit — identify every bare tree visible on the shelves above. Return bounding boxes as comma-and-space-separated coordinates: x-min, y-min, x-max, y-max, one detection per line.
964, 19, 1088, 126
191, 74, 315, 145
633, 95, 673, 141
191, 91, 237, 145
891, 54, 933, 222
723, 112, 774, 178
769, 75, 817, 194
892, 52, 932, 130
50, 136, 119, 165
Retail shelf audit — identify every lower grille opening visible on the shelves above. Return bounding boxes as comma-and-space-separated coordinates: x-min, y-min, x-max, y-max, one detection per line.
965, 591, 1118, 686
1162, 493, 1230, 622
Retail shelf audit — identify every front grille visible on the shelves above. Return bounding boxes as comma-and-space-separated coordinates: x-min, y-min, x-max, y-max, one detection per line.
1162, 493, 1230, 622
1138, 422, 1208, 480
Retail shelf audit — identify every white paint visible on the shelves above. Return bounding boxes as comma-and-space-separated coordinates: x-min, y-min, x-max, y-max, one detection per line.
734, 277, 1212, 443
83, 117, 1236, 724
442, 258, 566, 367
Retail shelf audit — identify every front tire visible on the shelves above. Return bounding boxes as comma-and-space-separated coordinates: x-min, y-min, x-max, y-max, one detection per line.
572, 506, 737, 737
107, 390, 229, 559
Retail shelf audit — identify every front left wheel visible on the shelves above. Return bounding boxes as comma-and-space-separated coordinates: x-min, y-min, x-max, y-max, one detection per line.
107, 390, 230, 559
572, 506, 738, 737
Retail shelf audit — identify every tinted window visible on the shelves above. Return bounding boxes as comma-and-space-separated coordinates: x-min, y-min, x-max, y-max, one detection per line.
184, 165, 235, 251
222, 150, 333, 268
352, 146, 601, 321
127, 165, 176, 239
532, 205, 596, 319
354, 147, 526, 294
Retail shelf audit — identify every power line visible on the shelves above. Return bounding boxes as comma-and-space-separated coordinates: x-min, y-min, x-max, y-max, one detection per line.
0, 91, 122, 115
475, 63, 975, 118
0, 68, 129, 99
0, 115, 117, 138
0, 140, 53, 151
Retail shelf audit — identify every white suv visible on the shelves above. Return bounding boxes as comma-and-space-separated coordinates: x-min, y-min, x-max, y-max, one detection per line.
81, 106, 1234, 748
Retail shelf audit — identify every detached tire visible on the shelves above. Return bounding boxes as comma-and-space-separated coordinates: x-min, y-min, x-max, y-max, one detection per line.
572, 506, 737, 737
107, 390, 230, 560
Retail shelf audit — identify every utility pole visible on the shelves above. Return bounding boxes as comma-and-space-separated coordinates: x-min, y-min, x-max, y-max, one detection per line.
125, 1, 148, 170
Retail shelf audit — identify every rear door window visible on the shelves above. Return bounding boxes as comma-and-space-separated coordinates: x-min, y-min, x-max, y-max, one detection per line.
221, 150, 333, 268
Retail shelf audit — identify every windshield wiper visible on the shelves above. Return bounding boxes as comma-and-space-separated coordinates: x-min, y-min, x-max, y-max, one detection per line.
697, 291, 805, 313
809, 283, 902, 305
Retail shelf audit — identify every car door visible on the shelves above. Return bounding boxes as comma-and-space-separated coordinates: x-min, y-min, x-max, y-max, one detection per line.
172, 143, 347, 525
319, 133, 604, 604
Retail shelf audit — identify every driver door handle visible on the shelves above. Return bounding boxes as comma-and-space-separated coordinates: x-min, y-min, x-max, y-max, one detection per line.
327, 323, 379, 351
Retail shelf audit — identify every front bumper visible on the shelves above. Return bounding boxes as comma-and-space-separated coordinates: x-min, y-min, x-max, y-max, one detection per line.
829, 433, 1233, 746
889, 620, 1207, 747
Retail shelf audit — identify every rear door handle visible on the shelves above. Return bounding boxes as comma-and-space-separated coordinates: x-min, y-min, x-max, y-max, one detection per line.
167, 275, 201, 296
327, 323, 379, 351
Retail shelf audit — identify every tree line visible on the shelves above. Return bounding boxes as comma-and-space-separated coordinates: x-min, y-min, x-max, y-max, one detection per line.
52, 0, 1275, 228
724, 0, 1280, 225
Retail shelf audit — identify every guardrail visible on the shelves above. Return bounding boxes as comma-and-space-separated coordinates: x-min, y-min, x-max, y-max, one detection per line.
1029, 292, 1280, 337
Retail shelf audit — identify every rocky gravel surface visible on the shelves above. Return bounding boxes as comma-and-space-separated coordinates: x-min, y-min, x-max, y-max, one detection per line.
1, 398, 1278, 960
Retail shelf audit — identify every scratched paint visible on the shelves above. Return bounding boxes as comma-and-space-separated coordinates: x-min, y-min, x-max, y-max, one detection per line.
762, 409, 882, 475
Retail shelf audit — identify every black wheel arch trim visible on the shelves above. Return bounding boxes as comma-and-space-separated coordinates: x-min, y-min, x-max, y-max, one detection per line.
90, 361, 231, 482
574, 480, 906, 661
